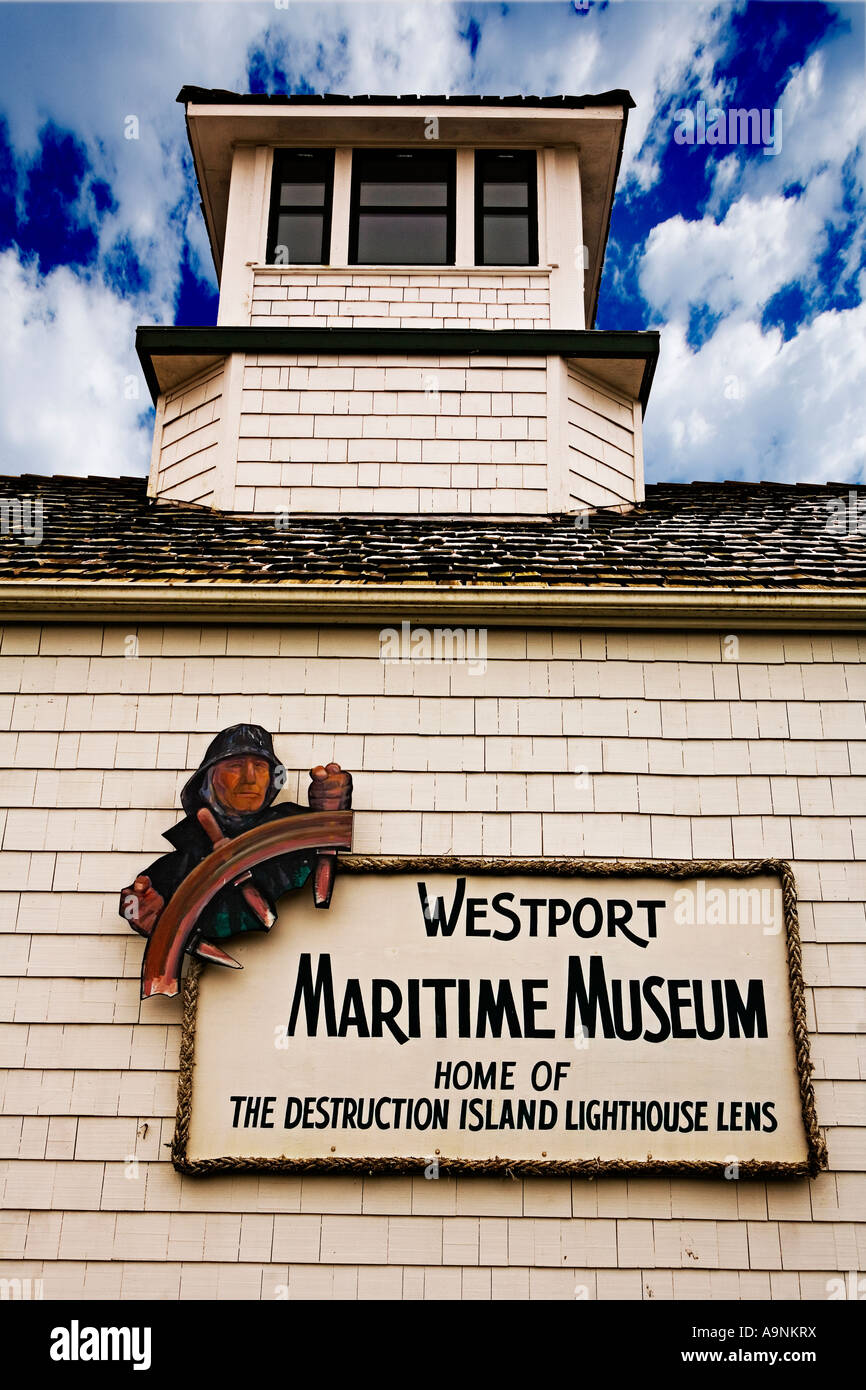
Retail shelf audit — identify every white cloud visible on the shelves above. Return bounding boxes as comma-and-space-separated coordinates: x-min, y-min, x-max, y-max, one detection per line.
0, 251, 151, 477
638, 9, 866, 484
450, 0, 732, 189
644, 292, 866, 484
639, 173, 839, 321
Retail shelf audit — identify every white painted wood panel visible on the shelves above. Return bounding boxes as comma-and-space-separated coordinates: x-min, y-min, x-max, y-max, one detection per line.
1, 623, 860, 1297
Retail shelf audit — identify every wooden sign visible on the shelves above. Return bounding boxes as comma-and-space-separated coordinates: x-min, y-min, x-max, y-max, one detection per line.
173, 858, 826, 1177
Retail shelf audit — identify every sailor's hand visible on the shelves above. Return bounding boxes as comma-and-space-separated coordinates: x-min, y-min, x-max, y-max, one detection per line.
120, 876, 165, 935
308, 763, 353, 810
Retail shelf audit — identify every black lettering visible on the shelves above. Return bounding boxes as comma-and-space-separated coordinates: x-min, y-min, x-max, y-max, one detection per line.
519, 898, 546, 937
565, 955, 614, 1038
522, 979, 555, 1038
466, 1097, 485, 1131
417, 877, 466, 936
572, 897, 603, 938
491, 892, 520, 941
371, 979, 408, 1045
241, 1095, 275, 1128
422, 979, 456, 1036
607, 899, 641, 946
547, 899, 572, 936
458, 979, 472, 1037
287, 952, 337, 1037
693, 978, 725, 1040
725, 979, 768, 1038
611, 978, 643, 1040
476, 978, 523, 1037
407, 978, 420, 1038
338, 979, 370, 1037
642, 976, 670, 1043
668, 980, 696, 1038
636, 900, 665, 940
744, 1100, 761, 1130
466, 898, 489, 936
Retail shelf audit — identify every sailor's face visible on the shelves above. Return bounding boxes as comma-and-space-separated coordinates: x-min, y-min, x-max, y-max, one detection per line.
211, 756, 271, 814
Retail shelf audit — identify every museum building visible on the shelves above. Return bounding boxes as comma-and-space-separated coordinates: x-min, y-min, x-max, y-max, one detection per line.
0, 88, 864, 1301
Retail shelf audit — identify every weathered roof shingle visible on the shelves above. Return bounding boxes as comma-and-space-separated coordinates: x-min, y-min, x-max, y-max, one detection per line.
1, 475, 863, 591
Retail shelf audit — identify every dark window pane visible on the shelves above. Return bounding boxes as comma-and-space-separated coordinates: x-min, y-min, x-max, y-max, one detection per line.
483, 182, 528, 208
268, 150, 333, 263
279, 182, 326, 207
482, 214, 529, 265
356, 212, 448, 263
359, 181, 448, 207
480, 152, 533, 173
356, 151, 452, 176
350, 149, 454, 265
275, 212, 324, 263
475, 151, 537, 266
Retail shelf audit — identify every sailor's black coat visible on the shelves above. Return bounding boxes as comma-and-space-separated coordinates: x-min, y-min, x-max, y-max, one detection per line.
137, 802, 314, 940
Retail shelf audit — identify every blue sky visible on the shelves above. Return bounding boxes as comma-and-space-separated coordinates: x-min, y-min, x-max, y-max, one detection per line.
0, 0, 863, 484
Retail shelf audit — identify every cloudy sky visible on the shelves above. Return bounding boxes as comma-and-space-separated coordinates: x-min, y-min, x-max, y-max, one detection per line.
0, 0, 863, 485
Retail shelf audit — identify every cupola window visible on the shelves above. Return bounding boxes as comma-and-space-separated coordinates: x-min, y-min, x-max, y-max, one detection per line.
348, 149, 455, 265
266, 149, 334, 264
475, 150, 538, 266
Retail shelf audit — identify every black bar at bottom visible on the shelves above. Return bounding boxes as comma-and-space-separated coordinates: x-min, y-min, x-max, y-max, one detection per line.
1, 1295, 857, 1378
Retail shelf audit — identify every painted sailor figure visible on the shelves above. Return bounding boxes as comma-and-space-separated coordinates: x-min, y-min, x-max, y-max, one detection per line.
119, 723, 352, 970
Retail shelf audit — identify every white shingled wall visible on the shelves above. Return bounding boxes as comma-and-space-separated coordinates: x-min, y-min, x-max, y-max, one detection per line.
1, 621, 863, 1300
566, 363, 643, 512
150, 363, 224, 507
235, 354, 548, 514
147, 354, 647, 518
250, 269, 552, 331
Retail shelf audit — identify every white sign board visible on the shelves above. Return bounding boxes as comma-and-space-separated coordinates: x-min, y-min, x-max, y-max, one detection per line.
177, 863, 820, 1175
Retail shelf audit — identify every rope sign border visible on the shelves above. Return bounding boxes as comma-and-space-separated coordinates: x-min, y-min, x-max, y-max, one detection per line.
172, 856, 827, 1179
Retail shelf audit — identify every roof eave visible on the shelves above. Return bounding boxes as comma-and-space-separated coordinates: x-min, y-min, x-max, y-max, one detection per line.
135, 325, 660, 411
178, 88, 632, 293
1, 582, 863, 632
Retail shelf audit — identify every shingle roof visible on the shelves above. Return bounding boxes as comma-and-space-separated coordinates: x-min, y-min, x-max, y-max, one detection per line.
1, 475, 863, 591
